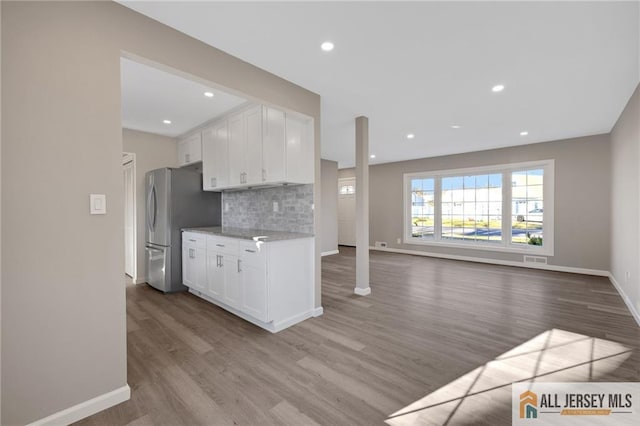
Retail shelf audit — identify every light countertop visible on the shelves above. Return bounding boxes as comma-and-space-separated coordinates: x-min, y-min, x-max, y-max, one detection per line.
182, 226, 314, 242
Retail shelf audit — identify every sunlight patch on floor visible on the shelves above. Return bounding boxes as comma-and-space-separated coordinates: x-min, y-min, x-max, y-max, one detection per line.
386, 329, 632, 425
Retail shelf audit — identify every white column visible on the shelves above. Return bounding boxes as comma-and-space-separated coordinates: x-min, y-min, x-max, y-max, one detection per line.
354, 116, 371, 296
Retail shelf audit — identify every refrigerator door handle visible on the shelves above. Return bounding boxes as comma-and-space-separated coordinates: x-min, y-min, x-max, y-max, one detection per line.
147, 185, 153, 232
149, 185, 157, 231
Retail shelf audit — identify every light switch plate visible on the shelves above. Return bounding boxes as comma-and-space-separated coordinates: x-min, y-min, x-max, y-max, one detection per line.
90, 194, 106, 215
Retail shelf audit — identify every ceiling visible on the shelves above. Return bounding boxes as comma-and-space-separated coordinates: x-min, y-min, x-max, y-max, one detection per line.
121, 58, 247, 137
120, 1, 640, 168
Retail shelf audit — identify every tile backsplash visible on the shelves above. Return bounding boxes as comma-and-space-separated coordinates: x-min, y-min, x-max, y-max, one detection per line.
222, 184, 314, 234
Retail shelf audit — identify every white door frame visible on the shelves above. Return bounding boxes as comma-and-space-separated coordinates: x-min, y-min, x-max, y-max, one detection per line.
123, 152, 137, 283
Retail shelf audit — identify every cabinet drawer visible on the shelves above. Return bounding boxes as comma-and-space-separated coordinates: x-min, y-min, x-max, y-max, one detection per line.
183, 232, 206, 248
207, 235, 238, 255
239, 240, 267, 267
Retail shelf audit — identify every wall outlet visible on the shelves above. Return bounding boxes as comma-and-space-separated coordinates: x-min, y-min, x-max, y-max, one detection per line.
375, 241, 388, 248
273, 201, 279, 212
625, 271, 631, 283
397, 238, 401, 244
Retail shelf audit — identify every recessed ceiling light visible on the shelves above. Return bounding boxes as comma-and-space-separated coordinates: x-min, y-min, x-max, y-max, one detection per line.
163, 119, 172, 124
321, 41, 334, 52
204, 91, 214, 98
492, 84, 505, 92
407, 133, 415, 139
451, 125, 461, 129
370, 154, 376, 159
520, 131, 529, 136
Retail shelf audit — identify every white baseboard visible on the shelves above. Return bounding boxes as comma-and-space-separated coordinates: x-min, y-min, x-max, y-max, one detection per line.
133, 276, 146, 285
354, 287, 371, 296
312, 306, 324, 317
321, 249, 339, 257
27, 385, 130, 426
608, 274, 640, 327
369, 246, 609, 277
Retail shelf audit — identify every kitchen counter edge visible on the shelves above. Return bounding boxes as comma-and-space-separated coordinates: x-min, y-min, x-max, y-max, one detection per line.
182, 227, 314, 242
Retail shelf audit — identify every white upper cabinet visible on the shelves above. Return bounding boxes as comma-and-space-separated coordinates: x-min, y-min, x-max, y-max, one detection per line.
262, 106, 286, 183
285, 113, 314, 185
201, 103, 313, 191
227, 112, 245, 186
178, 132, 202, 167
244, 105, 263, 185
227, 104, 263, 186
202, 121, 229, 190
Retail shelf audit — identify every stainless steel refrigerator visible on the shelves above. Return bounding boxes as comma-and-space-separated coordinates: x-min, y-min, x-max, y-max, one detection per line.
145, 168, 220, 293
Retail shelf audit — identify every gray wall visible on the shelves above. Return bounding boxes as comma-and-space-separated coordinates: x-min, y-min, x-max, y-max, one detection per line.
1, 2, 320, 424
222, 185, 314, 234
611, 84, 640, 315
321, 159, 338, 254
341, 134, 611, 271
122, 129, 178, 284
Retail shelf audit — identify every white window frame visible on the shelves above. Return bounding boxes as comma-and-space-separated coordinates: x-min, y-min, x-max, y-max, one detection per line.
403, 160, 554, 255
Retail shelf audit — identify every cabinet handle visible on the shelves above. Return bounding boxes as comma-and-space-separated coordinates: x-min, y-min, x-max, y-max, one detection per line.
185, 153, 190, 163
216, 244, 225, 247
189, 248, 195, 259
211, 177, 217, 188
189, 239, 197, 242
262, 169, 266, 182
244, 249, 256, 253
237, 259, 242, 273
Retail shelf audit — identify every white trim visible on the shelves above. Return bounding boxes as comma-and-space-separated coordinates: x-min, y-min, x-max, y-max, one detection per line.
133, 276, 146, 285
312, 306, 324, 317
27, 385, 130, 426
370, 246, 609, 276
123, 152, 137, 283
608, 273, 640, 327
354, 287, 371, 296
321, 249, 339, 257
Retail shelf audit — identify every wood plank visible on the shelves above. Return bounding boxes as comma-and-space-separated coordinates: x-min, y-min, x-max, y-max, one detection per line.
77, 247, 640, 426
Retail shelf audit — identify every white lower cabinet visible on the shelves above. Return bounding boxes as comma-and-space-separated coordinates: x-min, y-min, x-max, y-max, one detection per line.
222, 254, 240, 309
182, 233, 206, 293
183, 231, 314, 332
238, 241, 268, 322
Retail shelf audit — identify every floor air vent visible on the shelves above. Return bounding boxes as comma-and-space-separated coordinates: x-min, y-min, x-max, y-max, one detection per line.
524, 255, 547, 265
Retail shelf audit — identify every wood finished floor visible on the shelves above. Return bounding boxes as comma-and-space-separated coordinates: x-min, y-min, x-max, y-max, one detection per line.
78, 247, 640, 426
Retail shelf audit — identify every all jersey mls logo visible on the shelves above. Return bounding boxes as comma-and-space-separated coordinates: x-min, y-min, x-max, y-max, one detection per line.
512, 382, 640, 425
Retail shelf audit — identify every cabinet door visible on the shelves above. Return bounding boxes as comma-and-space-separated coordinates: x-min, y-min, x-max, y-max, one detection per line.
240, 262, 268, 322
202, 122, 229, 190
262, 106, 286, 183
182, 245, 207, 291
178, 138, 190, 167
193, 247, 207, 293
188, 132, 202, 164
206, 251, 224, 300
285, 114, 314, 184
245, 105, 263, 185
227, 113, 245, 186
182, 246, 196, 287
223, 254, 240, 309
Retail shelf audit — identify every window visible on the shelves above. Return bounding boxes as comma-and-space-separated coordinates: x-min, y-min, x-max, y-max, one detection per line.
404, 160, 554, 255
339, 184, 355, 195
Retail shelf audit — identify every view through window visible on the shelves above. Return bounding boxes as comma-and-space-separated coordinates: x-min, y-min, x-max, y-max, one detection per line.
406, 161, 552, 254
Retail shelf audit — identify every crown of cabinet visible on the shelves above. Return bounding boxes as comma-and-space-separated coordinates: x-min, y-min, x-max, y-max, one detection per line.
201, 104, 313, 191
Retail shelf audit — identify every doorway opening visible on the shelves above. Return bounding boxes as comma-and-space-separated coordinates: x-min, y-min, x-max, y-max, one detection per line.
123, 152, 137, 283
338, 177, 356, 246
